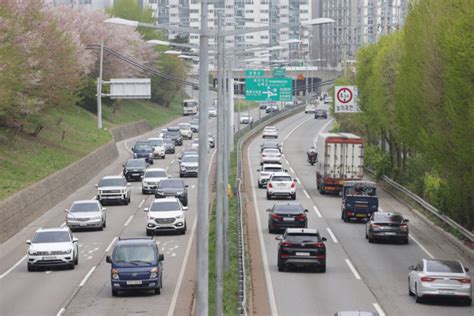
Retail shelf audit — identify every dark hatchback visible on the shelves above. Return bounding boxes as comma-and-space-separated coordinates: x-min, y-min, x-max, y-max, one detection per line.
276, 228, 327, 272
155, 179, 189, 206
163, 137, 176, 154
106, 237, 164, 297
132, 141, 154, 164
366, 211, 409, 244
267, 203, 308, 233
166, 127, 183, 146
314, 109, 328, 119
123, 158, 148, 182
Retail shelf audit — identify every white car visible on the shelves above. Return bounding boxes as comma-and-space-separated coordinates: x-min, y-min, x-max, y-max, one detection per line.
148, 137, 166, 159
260, 148, 283, 165
408, 259, 472, 305
240, 114, 253, 124
262, 126, 278, 138
191, 139, 200, 149
26, 227, 79, 271
142, 168, 170, 194
257, 163, 286, 188
208, 107, 217, 117
266, 172, 296, 200
144, 197, 188, 235
305, 103, 316, 113
178, 123, 193, 139
65, 200, 106, 231
96, 176, 131, 205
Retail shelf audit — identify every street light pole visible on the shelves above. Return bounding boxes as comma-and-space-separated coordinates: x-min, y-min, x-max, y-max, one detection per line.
97, 36, 104, 129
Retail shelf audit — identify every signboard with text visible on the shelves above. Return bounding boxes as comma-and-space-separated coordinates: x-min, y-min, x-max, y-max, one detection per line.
245, 69, 264, 77
245, 77, 292, 101
273, 68, 286, 78
335, 85, 360, 113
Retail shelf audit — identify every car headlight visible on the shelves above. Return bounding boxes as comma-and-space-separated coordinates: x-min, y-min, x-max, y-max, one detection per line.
149, 153, 153, 157
133, 153, 137, 158
176, 214, 184, 220
148, 216, 156, 220
62, 249, 72, 254
112, 268, 120, 279
93, 215, 102, 220
66, 215, 74, 220
150, 267, 158, 278
176, 191, 184, 195
28, 250, 38, 255
180, 166, 186, 171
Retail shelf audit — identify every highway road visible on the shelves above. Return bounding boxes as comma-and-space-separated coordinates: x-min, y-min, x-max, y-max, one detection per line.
0, 98, 268, 316
246, 110, 474, 315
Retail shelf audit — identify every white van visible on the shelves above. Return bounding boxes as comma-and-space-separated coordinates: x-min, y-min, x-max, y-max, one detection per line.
183, 99, 199, 116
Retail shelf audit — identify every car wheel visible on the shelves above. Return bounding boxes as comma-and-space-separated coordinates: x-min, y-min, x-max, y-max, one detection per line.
319, 265, 326, 273
277, 259, 284, 272
291, 193, 296, 200
403, 238, 409, 244
368, 236, 374, 243
112, 289, 119, 297
408, 278, 414, 296
27, 263, 35, 272
180, 223, 187, 235
69, 262, 75, 270
154, 286, 161, 295
150, 160, 154, 165
464, 298, 472, 306
365, 232, 368, 239
179, 173, 184, 178
128, 196, 131, 203
415, 284, 423, 303
146, 229, 154, 236
268, 225, 274, 234
258, 183, 263, 189
182, 199, 188, 207
74, 253, 79, 265
266, 192, 271, 200
319, 189, 325, 195
103, 220, 106, 228
142, 190, 146, 194
99, 225, 103, 231
343, 212, 348, 223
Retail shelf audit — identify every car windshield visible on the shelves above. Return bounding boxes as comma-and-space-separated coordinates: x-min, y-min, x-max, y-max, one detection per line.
126, 159, 145, 168
164, 138, 173, 144
134, 143, 151, 151
33, 231, 70, 243
345, 185, 376, 196
148, 139, 163, 146
99, 178, 126, 187
285, 234, 320, 243
159, 180, 184, 189
179, 124, 190, 130
263, 149, 280, 155
426, 260, 464, 273
70, 202, 99, 213
271, 176, 292, 182
374, 213, 404, 222
150, 201, 181, 212
184, 101, 197, 108
274, 204, 304, 214
168, 131, 180, 137
145, 171, 167, 178
182, 156, 198, 163
113, 245, 156, 264
263, 167, 282, 172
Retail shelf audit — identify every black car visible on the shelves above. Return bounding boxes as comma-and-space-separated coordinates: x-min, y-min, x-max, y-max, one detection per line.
260, 142, 282, 153
260, 103, 268, 110
155, 179, 189, 206
166, 127, 183, 146
267, 203, 308, 233
266, 105, 279, 113
123, 159, 148, 182
366, 211, 409, 244
132, 141, 154, 164
163, 137, 176, 154
314, 109, 328, 119
276, 228, 327, 272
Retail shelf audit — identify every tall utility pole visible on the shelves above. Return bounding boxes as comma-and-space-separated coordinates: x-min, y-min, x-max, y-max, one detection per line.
223, 57, 230, 271
97, 36, 104, 129
196, 0, 210, 313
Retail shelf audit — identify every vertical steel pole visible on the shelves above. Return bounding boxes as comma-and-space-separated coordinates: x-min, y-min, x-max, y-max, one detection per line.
97, 36, 104, 129
196, 0, 210, 313
223, 59, 230, 271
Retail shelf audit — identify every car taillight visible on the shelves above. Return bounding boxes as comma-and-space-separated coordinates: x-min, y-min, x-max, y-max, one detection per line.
315, 255, 326, 259
268, 182, 273, 188
290, 182, 296, 188
400, 224, 408, 230
280, 242, 292, 247
370, 223, 380, 228
312, 242, 325, 248
452, 277, 471, 284
420, 276, 440, 282
295, 214, 306, 221
271, 213, 282, 220
347, 212, 353, 216
280, 254, 289, 258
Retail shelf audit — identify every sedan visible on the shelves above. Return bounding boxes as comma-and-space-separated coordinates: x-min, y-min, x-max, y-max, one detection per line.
267, 202, 308, 233
208, 107, 217, 117
266, 105, 279, 113
408, 259, 472, 305
366, 211, 409, 244
266, 172, 296, 200
314, 109, 328, 119
65, 200, 106, 231
262, 126, 278, 139
276, 228, 327, 272
155, 178, 189, 206
260, 148, 283, 165
240, 114, 253, 124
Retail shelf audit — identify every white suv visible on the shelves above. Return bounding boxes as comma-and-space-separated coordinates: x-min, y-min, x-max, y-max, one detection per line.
144, 197, 188, 235
142, 168, 170, 194
148, 138, 166, 159
262, 126, 278, 139
257, 164, 286, 188
96, 176, 131, 205
26, 227, 79, 271
266, 172, 297, 200
178, 123, 193, 139
260, 148, 283, 165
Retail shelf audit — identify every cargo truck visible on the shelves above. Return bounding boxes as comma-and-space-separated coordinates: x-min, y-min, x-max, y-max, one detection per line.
315, 133, 364, 194
341, 180, 378, 222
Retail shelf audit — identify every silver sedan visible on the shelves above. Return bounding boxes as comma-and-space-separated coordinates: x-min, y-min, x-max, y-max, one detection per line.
65, 200, 106, 231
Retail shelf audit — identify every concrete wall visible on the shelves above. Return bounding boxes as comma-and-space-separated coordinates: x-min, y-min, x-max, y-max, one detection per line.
0, 120, 152, 243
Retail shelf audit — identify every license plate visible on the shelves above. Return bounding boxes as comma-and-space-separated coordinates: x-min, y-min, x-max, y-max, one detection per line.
132, 173, 140, 176
356, 214, 366, 218
384, 232, 396, 236
295, 252, 310, 256
278, 184, 286, 187
43, 256, 57, 260
126, 280, 142, 285
80, 222, 87, 226
283, 217, 295, 221
439, 290, 454, 295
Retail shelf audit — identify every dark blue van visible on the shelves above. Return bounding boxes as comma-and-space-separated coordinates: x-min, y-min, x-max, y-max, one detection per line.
341, 180, 379, 222
106, 237, 164, 296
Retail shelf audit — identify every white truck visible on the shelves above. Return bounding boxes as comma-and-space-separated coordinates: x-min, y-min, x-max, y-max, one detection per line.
183, 99, 199, 116
315, 133, 364, 194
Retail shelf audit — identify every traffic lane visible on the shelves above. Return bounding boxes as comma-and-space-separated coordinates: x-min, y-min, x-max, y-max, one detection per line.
248, 114, 380, 315
283, 116, 474, 315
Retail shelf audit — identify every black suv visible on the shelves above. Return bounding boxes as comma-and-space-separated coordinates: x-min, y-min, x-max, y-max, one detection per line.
155, 179, 189, 206
163, 137, 176, 154
267, 203, 308, 233
366, 211, 409, 244
275, 228, 327, 272
106, 237, 164, 296
123, 159, 148, 182
314, 109, 328, 119
166, 127, 183, 146
132, 141, 154, 164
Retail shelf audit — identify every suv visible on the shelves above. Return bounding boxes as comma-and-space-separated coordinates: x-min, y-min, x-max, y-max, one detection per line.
132, 141, 154, 164
179, 154, 199, 177
106, 237, 164, 296
167, 127, 183, 146
257, 163, 286, 188
65, 200, 106, 231
275, 228, 327, 272
262, 126, 278, 139
155, 179, 189, 206
148, 138, 166, 159
163, 137, 176, 154
304, 103, 316, 114
141, 168, 169, 194
96, 176, 131, 205
267, 203, 308, 233
26, 227, 79, 271
314, 109, 328, 119
178, 123, 193, 139
266, 173, 296, 200
123, 158, 148, 182
144, 197, 188, 235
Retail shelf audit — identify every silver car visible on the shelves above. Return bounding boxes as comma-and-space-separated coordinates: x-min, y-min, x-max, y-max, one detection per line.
408, 259, 472, 305
65, 200, 106, 231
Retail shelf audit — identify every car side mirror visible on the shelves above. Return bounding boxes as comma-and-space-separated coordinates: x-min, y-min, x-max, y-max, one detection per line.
168, 175, 171, 178
266, 209, 271, 212
284, 169, 288, 172
64, 209, 69, 213
94, 184, 98, 188
321, 237, 327, 242
183, 207, 189, 211
464, 267, 469, 272
275, 236, 282, 240
140, 176, 144, 179
185, 185, 189, 188
403, 219, 409, 223
122, 164, 125, 168
408, 265, 416, 271
26, 240, 31, 245
304, 209, 309, 213
73, 237, 79, 243
159, 254, 164, 261
144, 208, 150, 212
106, 255, 112, 263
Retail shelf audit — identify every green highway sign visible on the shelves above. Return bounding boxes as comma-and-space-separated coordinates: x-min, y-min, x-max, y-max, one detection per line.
245, 77, 293, 101
245, 69, 264, 77
273, 68, 286, 78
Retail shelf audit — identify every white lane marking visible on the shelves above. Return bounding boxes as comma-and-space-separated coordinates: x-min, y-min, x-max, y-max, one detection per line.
168, 150, 216, 316
60, 222, 66, 227
90, 195, 96, 199
409, 235, 434, 259
138, 199, 145, 208
313, 119, 334, 147
345, 259, 361, 280
0, 255, 27, 279
56, 307, 66, 316
171, 159, 175, 164
302, 189, 310, 199
373, 303, 385, 316
79, 266, 96, 287
191, 185, 196, 189
289, 167, 295, 174
282, 116, 313, 143
166, 166, 170, 171
124, 215, 134, 227
247, 145, 278, 316
45, 271, 52, 274
326, 227, 338, 243
125, 142, 132, 154
313, 205, 322, 218
105, 237, 117, 253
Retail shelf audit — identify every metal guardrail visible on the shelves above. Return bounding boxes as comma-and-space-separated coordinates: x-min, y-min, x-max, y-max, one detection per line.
366, 169, 474, 242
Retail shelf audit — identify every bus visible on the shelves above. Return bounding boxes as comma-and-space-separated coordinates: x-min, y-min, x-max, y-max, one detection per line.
183, 99, 199, 116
